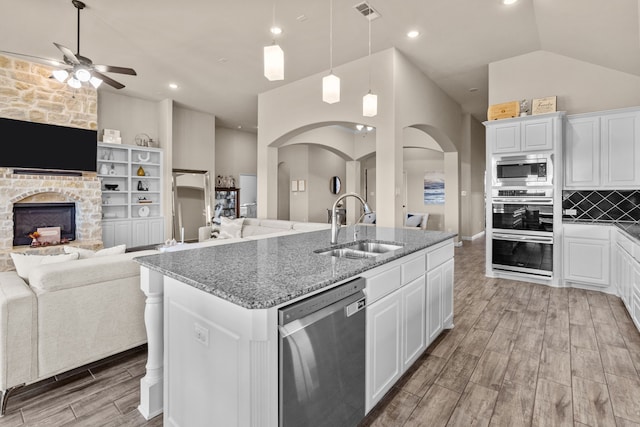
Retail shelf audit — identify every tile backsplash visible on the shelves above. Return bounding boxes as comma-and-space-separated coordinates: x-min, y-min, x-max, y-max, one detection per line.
563, 190, 640, 222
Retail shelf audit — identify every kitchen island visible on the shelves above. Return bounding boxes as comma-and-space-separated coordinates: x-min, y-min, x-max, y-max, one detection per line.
134, 225, 456, 426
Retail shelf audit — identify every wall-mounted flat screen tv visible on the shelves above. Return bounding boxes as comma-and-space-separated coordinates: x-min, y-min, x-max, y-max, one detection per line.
0, 117, 97, 172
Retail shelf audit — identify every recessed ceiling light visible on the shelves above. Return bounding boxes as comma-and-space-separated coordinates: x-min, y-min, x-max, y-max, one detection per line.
502, 0, 518, 4
237, 125, 242, 129
169, 83, 178, 89
218, 57, 228, 64
296, 14, 308, 22
469, 87, 479, 92
270, 26, 283, 35
407, 30, 420, 39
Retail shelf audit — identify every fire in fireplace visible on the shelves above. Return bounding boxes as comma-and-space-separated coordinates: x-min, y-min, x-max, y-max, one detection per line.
13, 203, 76, 246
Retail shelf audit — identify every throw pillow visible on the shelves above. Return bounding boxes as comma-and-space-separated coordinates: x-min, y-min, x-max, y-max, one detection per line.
405, 214, 423, 228
10, 252, 79, 283
64, 244, 126, 259
219, 217, 244, 239
362, 213, 376, 224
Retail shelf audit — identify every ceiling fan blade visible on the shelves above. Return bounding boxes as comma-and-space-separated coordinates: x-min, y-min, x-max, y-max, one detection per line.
94, 64, 137, 76
0, 50, 66, 67
53, 42, 80, 65
92, 70, 125, 89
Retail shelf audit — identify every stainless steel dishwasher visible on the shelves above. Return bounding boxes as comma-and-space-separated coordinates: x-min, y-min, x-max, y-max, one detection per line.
278, 277, 367, 427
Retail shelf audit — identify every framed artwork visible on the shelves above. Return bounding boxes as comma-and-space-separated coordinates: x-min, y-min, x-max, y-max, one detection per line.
298, 180, 306, 192
291, 180, 298, 192
424, 172, 445, 205
532, 96, 557, 115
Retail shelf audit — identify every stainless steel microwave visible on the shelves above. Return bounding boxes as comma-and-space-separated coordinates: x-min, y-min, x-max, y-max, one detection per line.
493, 154, 553, 187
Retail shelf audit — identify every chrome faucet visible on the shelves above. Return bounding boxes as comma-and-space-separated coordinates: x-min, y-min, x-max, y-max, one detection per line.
331, 192, 372, 244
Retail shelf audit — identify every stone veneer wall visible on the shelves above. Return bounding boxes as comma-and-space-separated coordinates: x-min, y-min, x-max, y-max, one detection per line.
0, 54, 102, 272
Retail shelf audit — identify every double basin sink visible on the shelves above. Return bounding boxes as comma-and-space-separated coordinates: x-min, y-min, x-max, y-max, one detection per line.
314, 240, 404, 259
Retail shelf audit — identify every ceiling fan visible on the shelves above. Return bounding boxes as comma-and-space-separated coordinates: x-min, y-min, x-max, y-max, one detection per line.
0, 0, 136, 89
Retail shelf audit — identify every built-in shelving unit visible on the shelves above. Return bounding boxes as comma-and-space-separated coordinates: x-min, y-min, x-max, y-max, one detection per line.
97, 142, 164, 248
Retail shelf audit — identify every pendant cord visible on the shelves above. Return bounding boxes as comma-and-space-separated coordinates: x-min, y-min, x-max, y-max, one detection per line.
272, 1, 276, 43
76, 5, 81, 55
367, 16, 372, 91
329, 0, 333, 72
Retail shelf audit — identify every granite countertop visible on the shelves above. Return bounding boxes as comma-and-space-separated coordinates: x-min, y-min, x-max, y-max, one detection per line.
134, 226, 456, 310
563, 218, 640, 242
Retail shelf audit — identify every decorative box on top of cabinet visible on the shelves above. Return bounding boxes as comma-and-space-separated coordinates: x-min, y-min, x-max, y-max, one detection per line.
97, 142, 164, 248
564, 107, 640, 189
485, 112, 563, 155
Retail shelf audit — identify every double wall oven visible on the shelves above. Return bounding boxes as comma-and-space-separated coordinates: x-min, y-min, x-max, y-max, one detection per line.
490, 153, 555, 278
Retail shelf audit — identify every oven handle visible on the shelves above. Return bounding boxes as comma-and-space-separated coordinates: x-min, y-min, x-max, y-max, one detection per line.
492, 233, 554, 244
492, 198, 553, 205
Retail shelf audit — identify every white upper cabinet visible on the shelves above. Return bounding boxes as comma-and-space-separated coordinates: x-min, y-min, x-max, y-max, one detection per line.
486, 113, 558, 155
601, 111, 640, 187
564, 107, 640, 189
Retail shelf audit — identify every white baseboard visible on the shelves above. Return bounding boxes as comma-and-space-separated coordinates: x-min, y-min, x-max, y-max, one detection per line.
462, 230, 485, 241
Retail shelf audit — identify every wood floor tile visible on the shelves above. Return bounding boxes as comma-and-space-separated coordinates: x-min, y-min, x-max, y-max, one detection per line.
585, 290, 611, 308
599, 345, 638, 379
469, 350, 509, 391
571, 346, 606, 384
520, 309, 547, 331
399, 354, 447, 397
114, 389, 142, 416
485, 327, 517, 356
543, 324, 571, 353
489, 379, 535, 427
616, 416, 640, 426
539, 345, 571, 387
446, 382, 498, 427
571, 376, 616, 426
475, 309, 506, 332
531, 378, 573, 427
570, 324, 599, 350
403, 385, 460, 427
0, 411, 24, 427
590, 304, 616, 325
62, 403, 122, 426
497, 309, 524, 332
361, 388, 420, 427
427, 328, 466, 360
434, 349, 480, 393
514, 326, 544, 355
503, 349, 539, 389
593, 320, 627, 348
630, 350, 640, 376
605, 373, 640, 423
456, 328, 493, 358
69, 374, 141, 418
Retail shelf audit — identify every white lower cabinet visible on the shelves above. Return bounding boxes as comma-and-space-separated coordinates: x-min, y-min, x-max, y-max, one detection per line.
562, 224, 611, 291
365, 239, 454, 413
102, 220, 132, 248
103, 217, 164, 248
613, 229, 640, 332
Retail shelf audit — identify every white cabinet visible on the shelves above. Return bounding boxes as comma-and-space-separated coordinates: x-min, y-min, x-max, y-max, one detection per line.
364, 239, 454, 412
564, 108, 640, 189
487, 115, 555, 154
98, 143, 164, 248
562, 224, 610, 289
366, 289, 402, 410
613, 229, 640, 333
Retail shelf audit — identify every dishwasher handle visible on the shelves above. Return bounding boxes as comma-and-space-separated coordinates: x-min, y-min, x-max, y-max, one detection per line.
279, 293, 365, 338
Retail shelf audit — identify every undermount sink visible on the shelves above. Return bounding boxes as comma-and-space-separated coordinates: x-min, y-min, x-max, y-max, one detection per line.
314, 240, 404, 259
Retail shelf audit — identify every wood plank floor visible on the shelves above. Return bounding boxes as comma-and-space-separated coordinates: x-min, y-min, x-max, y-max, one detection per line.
2, 237, 639, 426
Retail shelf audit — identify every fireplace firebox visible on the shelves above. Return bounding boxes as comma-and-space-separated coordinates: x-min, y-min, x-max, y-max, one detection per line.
13, 203, 76, 246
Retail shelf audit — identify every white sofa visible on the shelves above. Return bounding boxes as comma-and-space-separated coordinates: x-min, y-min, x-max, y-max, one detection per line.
362, 212, 429, 229
0, 248, 158, 414
194, 218, 331, 248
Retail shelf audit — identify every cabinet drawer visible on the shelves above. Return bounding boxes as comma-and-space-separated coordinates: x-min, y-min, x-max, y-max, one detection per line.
366, 265, 402, 304
564, 224, 610, 239
427, 242, 454, 271
402, 253, 425, 285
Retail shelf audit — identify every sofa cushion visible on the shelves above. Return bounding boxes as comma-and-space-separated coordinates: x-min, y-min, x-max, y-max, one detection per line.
63, 244, 126, 259
219, 217, 244, 239
405, 214, 423, 228
10, 252, 79, 283
257, 219, 294, 230
28, 250, 158, 292
291, 222, 331, 232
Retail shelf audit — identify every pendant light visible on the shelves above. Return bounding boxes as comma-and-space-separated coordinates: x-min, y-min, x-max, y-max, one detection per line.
322, 0, 340, 104
264, 2, 284, 81
362, 14, 377, 117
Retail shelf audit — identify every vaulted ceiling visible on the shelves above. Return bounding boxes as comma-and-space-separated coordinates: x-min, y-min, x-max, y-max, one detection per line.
1, 0, 638, 131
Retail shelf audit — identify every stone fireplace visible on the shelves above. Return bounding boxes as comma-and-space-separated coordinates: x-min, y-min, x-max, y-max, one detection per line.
0, 168, 103, 271
13, 202, 76, 246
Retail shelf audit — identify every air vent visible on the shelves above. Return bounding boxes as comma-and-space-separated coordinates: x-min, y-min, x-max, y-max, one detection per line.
353, 1, 380, 20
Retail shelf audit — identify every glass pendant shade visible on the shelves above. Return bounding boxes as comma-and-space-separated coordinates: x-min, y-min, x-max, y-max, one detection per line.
67, 77, 82, 89
322, 73, 340, 104
89, 76, 103, 88
363, 92, 378, 117
264, 44, 284, 81
74, 68, 91, 82
52, 69, 69, 82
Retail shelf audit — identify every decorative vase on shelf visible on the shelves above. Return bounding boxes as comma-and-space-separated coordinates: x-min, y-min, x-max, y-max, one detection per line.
99, 163, 109, 175
137, 166, 145, 176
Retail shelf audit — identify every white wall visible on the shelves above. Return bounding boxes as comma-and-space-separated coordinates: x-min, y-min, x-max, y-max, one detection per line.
489, 50, 640, 114
173, 106, 215, 173
278, 145, 309, 222
98, 92, 159, 146
308, 146, 346, 223
215, 127, 257, 186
